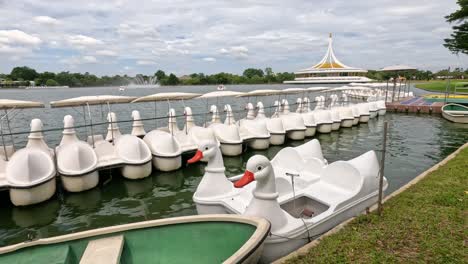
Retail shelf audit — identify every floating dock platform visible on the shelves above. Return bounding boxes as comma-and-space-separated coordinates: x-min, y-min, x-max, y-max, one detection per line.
386, 97, 444, 114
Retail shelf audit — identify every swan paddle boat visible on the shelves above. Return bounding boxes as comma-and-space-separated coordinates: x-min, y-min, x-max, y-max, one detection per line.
56, 115, 99, 192
6, 119, 56, 206
0, 215, 270, 264
255, 102, 286, 145
295, 98, 317, 137
357, 103, 370, 123
183, 106, 221, 151
441, 103, 468, 123
187, 139, 327, 215
277, 99, 306, 140
130, 110, 146, 138
208, 105, 243, 156
376, 100, 387, 116
238, 103, 271, 150
233, 149, 385, 262
50, 96, 153, 179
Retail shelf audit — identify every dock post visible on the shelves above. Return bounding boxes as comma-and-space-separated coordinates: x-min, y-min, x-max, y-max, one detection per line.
378, 121, 388, 216
385, 80, 389, 102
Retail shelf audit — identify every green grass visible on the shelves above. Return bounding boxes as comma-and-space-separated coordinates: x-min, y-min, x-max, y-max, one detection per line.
285, 147, 468, 264
415, 80, 468, 93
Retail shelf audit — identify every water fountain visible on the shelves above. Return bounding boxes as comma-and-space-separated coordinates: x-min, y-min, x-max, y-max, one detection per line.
122, 75, 160, 89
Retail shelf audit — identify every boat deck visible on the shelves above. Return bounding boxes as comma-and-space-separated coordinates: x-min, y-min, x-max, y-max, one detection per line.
386, 97, 444, 114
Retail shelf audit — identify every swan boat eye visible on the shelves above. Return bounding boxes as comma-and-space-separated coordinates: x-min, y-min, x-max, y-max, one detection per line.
205, 147, 209, 150
257, 166, 262, 171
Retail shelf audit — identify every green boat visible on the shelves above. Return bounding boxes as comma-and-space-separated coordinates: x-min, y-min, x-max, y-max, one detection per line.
0, 215, 270, 264
442, 103, 468, 123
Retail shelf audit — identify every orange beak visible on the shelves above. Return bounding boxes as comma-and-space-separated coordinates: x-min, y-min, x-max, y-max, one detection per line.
187, 150, 203, 164
234, 170, 255, 188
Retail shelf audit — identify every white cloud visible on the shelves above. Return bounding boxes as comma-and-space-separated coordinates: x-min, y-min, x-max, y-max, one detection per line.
60, 55, 98, 65
33, 16, 60, 26
219, 46, 249, 59
0, 30, 42, 45
66, 35, 103, 48
96, 50, 118, 56
202, 57, 216, 62
136, 60, 157, 65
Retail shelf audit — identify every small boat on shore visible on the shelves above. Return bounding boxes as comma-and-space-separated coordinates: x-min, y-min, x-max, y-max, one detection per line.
0, 214, 270, 264
441, 103, 468, 123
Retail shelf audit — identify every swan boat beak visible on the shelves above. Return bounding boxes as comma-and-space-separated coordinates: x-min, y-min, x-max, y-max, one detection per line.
187, 150, 203, 164
234, 170, 255, 188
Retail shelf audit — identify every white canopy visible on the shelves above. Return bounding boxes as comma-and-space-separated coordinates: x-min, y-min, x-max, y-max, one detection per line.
323, 86, 372, 92
199, 91, 245, 99
0, 99, 45, 109
306, 87, 330, 91
132, 92, 200, 103
50, 95, 136, 108
282, 88, 307, 94
237, 89, 282, 97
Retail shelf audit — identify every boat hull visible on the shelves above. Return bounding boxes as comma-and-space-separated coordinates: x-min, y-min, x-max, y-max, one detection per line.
352, 117, 360, 125
359, 115, 370, 123
61, 171, 99, 192
369, 111, 378, 119
220, 143, 243, 156
152, 155, 182, 172
9, 178, 56, 206
248, 138, 270, 150
442, 111, 468, 123
340, 119, 354, 128
378, 109, 386, 116
286, 130, 305, 140
259, 193, 381, 263
331, 121, 341, 131
121, 162, 152, 179
317, 123, 332, 133
305, 126, 316, 137
196, 202, 231, 215
269, 133, 285, 145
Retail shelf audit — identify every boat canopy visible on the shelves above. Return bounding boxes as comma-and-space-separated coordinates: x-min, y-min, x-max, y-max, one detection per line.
237, 89, 282, 97
282, 88, 306, 94
132, 92, 200, 103
0, 99, 45, 109
50, 95, 136, 108
323, 86, 372, 92
306, 87, 330, 92
199, 91, 245, 98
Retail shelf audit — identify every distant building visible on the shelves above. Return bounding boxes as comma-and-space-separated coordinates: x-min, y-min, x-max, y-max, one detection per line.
284, 34, 371, 84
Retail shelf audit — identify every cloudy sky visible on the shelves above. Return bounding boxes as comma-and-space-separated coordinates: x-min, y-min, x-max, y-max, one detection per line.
0, 0, 466, 76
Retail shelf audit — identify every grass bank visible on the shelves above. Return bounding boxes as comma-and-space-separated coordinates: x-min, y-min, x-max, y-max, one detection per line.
283, 144, 468, 264
415, 80, 467, 93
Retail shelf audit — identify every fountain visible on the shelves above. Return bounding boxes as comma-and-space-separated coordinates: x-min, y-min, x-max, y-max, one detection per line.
122, 74, 160, 89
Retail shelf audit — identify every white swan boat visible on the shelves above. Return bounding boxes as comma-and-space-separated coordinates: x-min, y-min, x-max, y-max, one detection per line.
6, 119, 56, 206
357, 103, 370, 123
295, 98, 317, 137
276, 100, 306, 140
50, 96, 153, 179
187, 139, 327, 215
238, 103, 271, 150
183, 106, 221, 151
57, 115, 99, 192
337, 107, 355, 128
208, 105, 243, 156
188, 139, 386, 263
237, 89, 286, 145
131, 93, 201, 171
255, 102, 286, 145
131, 110, 146, 138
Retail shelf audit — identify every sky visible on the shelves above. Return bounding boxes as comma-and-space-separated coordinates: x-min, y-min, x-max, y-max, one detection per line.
0, 0, 466, 76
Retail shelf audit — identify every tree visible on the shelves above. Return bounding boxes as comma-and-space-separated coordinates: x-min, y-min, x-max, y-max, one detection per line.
10, 66, 38, 81
165, 73, 180, 85
45, 79, 59, 86
154, 70, 166, 81
444, 0, 468, 55
242, 68, 264, 78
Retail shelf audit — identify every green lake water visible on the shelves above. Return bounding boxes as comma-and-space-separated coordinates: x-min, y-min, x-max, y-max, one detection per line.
0, 84, 466, 246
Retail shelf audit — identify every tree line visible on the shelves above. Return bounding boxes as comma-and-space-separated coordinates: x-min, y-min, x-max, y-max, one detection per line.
1, 66, 467, 88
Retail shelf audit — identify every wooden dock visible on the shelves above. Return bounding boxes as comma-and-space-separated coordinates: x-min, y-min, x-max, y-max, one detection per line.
386, 97, 444, 114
